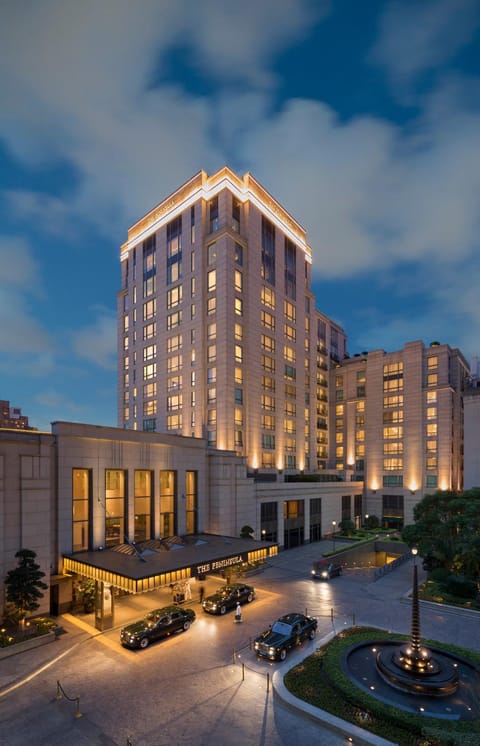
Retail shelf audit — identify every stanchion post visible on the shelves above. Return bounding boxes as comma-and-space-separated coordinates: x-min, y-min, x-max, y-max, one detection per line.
74, 697, 82, 719
242, 662, 245, 681
266, 672, 270, 693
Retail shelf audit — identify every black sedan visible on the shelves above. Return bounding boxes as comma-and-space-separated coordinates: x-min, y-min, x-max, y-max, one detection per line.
120, 605, 195, 649
311, 560, 343, 580
254, 612, 317, 661
202, 583, 255, 615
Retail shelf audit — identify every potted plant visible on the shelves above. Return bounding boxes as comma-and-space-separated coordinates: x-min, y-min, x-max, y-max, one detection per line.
80, 579, 96, 613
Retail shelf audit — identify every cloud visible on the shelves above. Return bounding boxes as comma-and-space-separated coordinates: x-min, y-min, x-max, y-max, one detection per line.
370, 0, 480, 89
0, 236, 53, 355
71, 310, 117, 370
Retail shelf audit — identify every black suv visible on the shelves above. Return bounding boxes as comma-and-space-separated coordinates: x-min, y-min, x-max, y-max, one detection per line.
120, 605, 195, 649
254, 612, 317, 661
202, 583, 255, 615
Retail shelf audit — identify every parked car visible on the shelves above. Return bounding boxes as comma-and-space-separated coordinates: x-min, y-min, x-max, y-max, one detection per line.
254, 612, 317, 661
120, 605, 195, 649
311, 559, 343, 580
202, 583, 255, 615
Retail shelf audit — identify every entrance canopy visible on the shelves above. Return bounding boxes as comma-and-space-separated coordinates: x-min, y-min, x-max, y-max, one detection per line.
63, 533, 278, 593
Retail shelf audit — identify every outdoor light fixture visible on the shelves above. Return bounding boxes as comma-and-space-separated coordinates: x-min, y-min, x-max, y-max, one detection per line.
332, 520, 337, 553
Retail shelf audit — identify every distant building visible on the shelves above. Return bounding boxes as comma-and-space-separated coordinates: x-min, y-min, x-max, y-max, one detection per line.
463, 356, 480, 489
117, 167, 346, 474
0, 399, 36, 430
330, 341, 469, 526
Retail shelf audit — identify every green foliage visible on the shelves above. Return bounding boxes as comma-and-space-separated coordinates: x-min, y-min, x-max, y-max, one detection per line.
4, 549, 48, 624
79, 579, 96, 611
339, 519, 355, 536
430, 567, 450, 583
240, 525, 254, 539
402, 488, 480, 579
446, 575, 477, 599
365, 514, 379, 529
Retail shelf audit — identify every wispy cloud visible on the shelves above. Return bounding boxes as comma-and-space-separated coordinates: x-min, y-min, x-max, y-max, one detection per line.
71, 309, 117, 370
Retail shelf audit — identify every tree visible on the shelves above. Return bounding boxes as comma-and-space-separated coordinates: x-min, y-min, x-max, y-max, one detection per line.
240, 525, 254, 539
401, 488, 480, 577
4, 549, 48, 625
339, 519, 355, 536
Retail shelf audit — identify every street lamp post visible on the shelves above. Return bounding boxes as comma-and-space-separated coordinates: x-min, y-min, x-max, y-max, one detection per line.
332, 520, 337, 553
364, 513, 369, 529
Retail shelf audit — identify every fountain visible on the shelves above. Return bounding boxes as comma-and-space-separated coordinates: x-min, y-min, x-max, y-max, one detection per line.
343, 547, 480, 719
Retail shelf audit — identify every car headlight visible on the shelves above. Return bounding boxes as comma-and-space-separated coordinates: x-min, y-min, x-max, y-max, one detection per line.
321, 571, 328, 578
269, 647, 276, 655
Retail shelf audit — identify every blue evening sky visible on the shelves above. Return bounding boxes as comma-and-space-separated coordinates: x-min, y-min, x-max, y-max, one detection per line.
1, 0, 479, 431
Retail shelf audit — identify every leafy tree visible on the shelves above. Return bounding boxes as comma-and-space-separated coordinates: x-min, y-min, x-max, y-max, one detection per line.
4, 549, 48, 625
339, 519, 355, 536
401, 488, 480, 577
240, 525, 254, 539
365, 514, 379, 530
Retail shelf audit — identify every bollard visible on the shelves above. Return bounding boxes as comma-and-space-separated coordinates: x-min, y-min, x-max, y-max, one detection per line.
242, 662, 245, 681
266, 672, 270, 693
74, 697, 82, 719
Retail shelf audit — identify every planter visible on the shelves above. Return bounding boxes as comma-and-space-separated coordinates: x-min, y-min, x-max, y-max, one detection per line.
0, 630, 56, 660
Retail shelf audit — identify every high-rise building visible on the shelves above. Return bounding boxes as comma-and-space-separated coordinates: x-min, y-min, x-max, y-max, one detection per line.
330, 341, 469, 526
0, 399, 35, 430
118, 167, 346, 474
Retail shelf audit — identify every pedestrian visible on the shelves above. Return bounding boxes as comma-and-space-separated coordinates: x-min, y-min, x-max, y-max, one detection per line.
199, 584, 205, 604
235, 602, 242, 623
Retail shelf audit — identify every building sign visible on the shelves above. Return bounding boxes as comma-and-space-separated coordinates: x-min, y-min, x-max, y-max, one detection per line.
194, 554, 245, 577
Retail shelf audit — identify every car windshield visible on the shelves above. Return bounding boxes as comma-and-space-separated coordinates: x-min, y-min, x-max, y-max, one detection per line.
271, 621, 294, 635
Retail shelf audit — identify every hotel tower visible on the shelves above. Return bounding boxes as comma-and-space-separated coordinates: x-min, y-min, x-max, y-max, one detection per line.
118, 167, 346, 475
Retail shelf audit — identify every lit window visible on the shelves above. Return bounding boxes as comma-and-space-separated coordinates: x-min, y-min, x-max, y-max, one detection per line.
261, 285, 275, 309
261, 310, 275, 330
207, 242, 217, 264
234, 367, 243, 384
261, 334, 275, 353
207, 269, 216, 293
167, 285, 182, 308
235, 344, 243, 363
207, 367, 216, 384
167, 335, 182, 353
143, 363, 156, 380
284, 300, 296, 323
427, 356, 438, 369
383, 426, 403, 439
235, 323, 243, 340
207, 322, 216, 340
208, 344, 216, 363
235, 297, 243, 316
207, 297, 216, 315
427, 373, 438, 387
234, 270, 243, 293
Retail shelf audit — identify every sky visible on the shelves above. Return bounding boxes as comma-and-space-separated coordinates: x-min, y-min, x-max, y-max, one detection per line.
1, 0, 480, 432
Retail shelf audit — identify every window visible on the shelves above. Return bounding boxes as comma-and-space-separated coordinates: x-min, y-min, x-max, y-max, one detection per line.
261, 395, 275, 411
190, 206, 195, 244
285, 383, 296, 398
426, 456, 437, 470
284, 300, 296, 323
232, 198, 241, 231
284, 323, 296, 341
261, 334, 275, 353
235, 297, 243, 316
134, 470, 153, 542
167, 355, 182, 372
207, 367, 216, 384
207, 430, 216, 446
185, 470, 198, 534
234, 388, 243, 404
284, 345, 296, 362
207, 388, 216, 404
167, 414, 182, 430
284, 238, 296, 300
167, 216, 182, 285
143, 363, 157, 380
207, 409, 217, 425
384, 442, 403, 454
159, 470, 176, 536
235, 407, 243, 426
426, 475, 438, 488
143, 400, 157, 416
143, 322, 156, 340
261, 376, 274, 392
285, 401, 296, 416
426, 407, 437, 420
143, 235, 156, 297
207, 269, 216, 293
207, 322, 216, 340
209, 197, 219, 232
262, 355, 275, 373
234, 243, 243, 265
427, 423, 438, 436
261, 310, 275, 330
105, 469, 126, 547
426, 439, 437, 452
383, 475, 403, 487
383, 426, 403, 439
261, 285, 275, 309
284, 364, 296, 380
234, 430, 243, 447
207, 242, 217, 265
167, 394, 182, 411
383, 410, 403, 423
73, 469, 90, 551
427, 356, 438, 369
234, 270, 243, 293
143, 299, 156, 321
426, 391, 437, 404
262, 433, 275, 449
384, 457, 403, 470
234, 367, 243, 384
208, 344, 216, 363
234, 323, 243, 340
207, 297, 216, 315
262, 414, 275, 429
167, 335, 182, 353
384, 394, 403, 408
427, 373, 438, 387
284, 418, 296, 434
167, 285, 182, 308
167, 376, 181, 392
234, 344, 243, 363
167, 310, 182, 329
261, 216, 275, 284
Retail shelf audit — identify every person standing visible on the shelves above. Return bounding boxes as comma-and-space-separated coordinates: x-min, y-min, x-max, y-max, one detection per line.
199, 584, 205, 604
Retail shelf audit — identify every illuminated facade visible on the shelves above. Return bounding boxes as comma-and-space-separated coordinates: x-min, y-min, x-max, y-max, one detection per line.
118, 167, 346, 473
330, 341, 469, 526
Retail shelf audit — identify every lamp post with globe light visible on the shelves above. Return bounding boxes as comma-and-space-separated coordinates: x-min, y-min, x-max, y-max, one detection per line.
332, 520, 337, 553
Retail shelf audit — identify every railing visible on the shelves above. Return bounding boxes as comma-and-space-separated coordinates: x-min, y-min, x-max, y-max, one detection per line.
55, 680, 82, 719
374, 551, 410, 581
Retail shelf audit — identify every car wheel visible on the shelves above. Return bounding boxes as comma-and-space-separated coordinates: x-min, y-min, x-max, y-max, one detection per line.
247, 592, 254, 603
308, 628, 316, 640
220, 605, 227, 615
279, 648, 287, 661
183, 620, 190, 631
139, 637, 149, 649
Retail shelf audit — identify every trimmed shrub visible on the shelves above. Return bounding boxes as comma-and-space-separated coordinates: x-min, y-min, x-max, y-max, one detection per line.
446, 575, 477, 599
